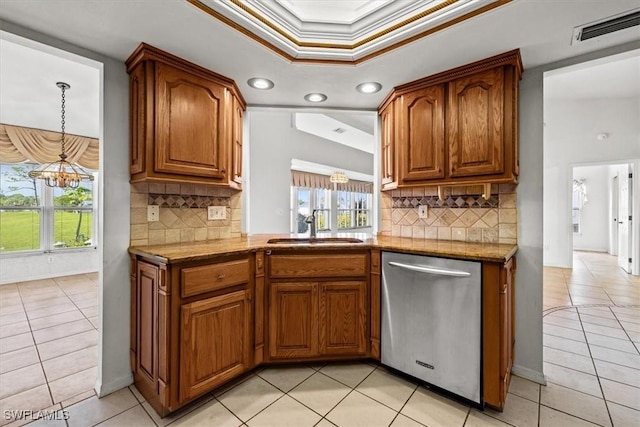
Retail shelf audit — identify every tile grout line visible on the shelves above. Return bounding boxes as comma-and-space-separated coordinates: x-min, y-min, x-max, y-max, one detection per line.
16, 279, 57, 412
608, 307, 640, 355
576, 305, 615, 427
54, 276, 99, 330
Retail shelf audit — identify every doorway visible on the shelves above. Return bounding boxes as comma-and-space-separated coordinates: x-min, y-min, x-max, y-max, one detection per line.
0, 31, 103, 415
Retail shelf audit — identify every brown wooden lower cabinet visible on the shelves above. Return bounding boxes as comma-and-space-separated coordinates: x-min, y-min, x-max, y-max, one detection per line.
319, 281, 367, 356
268, 280, 368, 360
483, 257, 516, 411
268, 282, 319, 359
179, 289, 252, 402
130, 254, 254, 417
130, 249, 515, 416
266, 250, 369, 361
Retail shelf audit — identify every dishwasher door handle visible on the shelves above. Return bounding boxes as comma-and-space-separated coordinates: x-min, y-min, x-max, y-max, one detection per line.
387, 261, 472, 277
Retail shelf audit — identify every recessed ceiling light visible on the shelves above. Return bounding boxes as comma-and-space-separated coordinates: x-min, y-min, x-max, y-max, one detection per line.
247, 77, 274, 90
356, 82, 382, 94
304, 93, 327, 102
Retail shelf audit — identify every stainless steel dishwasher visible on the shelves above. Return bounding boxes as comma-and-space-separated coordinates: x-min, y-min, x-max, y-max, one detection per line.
381, 251, 482, 404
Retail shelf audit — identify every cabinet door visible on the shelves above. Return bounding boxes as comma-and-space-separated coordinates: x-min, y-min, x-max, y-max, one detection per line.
448, 67, 505, 177
129, 63, 146, 175
180, 290, 251, 402
380, 101, 396, 190
155, 63, 227, 180
269, 282, 318, 359
319, 281, 367, 356
230, 94, 243, 188
135, 261, 159, 392
399, 85, 445, 182
499, 259, 514, 401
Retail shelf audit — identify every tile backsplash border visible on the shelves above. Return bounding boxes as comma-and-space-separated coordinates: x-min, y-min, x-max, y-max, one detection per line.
380, 184, 517, 244
130, 182, 242, 246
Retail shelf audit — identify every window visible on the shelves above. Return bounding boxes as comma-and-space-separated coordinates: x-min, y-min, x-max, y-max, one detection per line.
337, 190, 371, 229
572, 179, 587, 234
0, 163, 97, 253
291, 186, 371, 233
293, 187, 331, 233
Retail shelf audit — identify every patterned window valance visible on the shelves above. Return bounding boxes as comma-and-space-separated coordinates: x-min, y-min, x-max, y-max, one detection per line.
291, 170, 372, 193
0, 123, 99, 170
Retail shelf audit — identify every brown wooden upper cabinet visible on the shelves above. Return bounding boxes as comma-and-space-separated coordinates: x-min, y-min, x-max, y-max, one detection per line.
126, 43, 246, 189
379, 50, 522, 189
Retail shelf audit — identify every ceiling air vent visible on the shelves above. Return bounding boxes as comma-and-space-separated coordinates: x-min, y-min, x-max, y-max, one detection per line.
572, 9, 640, 44
333, 127, 347, 134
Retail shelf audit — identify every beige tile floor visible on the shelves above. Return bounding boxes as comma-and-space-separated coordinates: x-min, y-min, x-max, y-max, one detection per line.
1, 251, 638, 426
0, 273, 99, 426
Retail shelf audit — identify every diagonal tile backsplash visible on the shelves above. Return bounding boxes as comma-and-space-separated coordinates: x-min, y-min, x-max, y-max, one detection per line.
130, 183, 242, 246
380, 184, 517, 244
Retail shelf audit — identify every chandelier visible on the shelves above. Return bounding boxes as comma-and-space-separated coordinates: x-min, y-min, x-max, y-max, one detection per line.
28, 82, 94, 188
330, 171, 349, 184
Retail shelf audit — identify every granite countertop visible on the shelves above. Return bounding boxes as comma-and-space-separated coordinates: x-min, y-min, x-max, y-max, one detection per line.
129, 233, 517, 264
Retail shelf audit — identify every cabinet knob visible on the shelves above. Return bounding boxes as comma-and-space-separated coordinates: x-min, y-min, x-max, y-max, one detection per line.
221, 168, 226, 174
218, 274, 225, 280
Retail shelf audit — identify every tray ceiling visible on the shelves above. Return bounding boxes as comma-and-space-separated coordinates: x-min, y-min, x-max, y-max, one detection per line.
189, 0, 511, 63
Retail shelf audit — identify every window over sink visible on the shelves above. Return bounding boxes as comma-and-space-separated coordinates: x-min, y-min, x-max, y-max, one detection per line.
291, 185, 372, 233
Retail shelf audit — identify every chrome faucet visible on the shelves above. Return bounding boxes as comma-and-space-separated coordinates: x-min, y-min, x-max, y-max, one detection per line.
305, 209, 317, 238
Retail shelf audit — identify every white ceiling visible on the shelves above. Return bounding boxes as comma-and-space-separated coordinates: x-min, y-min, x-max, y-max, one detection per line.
0, 35, 100, 137
199, 0, 502, 61
544, 49, 640, 100
0, 0, 638, 110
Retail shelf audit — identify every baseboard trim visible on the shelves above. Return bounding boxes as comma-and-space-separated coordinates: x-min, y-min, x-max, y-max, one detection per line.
512, 364, 546, 385
95, 373, 134, 397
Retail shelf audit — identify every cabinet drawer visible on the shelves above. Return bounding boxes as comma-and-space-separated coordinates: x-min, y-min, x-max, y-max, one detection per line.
181, 259, 249, 297
269, 254, 367, 278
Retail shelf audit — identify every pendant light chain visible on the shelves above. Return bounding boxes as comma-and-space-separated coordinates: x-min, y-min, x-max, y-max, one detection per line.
27, 81, 94, 188
60, 84, 67, 158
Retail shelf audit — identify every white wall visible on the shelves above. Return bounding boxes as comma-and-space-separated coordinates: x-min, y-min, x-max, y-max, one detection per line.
543, 96, 640, 267
247, 109, 374, 234
573, 165, 610, 252
0, 21, 132, 396
0, 250, 98, 284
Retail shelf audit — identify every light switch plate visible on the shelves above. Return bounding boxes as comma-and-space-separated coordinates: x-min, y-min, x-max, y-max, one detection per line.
208, 206, 226, 220
147, 205, 159, 222
418, 205, 428, 219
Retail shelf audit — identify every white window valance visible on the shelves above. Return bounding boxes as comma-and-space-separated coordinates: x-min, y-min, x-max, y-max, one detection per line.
0, 123, 99, 170
291, 170, 372, 193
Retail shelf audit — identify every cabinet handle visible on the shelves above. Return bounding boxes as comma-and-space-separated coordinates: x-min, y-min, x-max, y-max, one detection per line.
217, 274, 225, 280
500, 283, 508, 294
221, 168, 226, 174
266, 250, 271, 256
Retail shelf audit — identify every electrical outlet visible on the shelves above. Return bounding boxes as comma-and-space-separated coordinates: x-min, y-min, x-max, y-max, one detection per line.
208, 206, 226, 220
418, 205, 428, 219
147, 205, 159, 222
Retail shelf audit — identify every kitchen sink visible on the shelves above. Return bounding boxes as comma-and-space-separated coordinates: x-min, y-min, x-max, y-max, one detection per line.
267, 237, 364, 244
